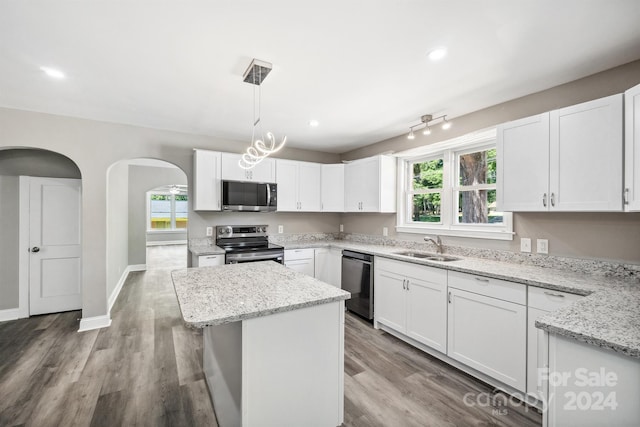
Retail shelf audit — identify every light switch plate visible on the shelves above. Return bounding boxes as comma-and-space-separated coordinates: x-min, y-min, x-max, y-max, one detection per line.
340, 224, 344, 232
537, 239, 549, 254
206, 226, 213, 237
382, 227, 388, 236
520, 237, 531, 253
278, 225, 284, 234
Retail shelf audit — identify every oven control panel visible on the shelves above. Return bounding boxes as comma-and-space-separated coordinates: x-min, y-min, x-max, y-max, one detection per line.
216, 225, 268, 238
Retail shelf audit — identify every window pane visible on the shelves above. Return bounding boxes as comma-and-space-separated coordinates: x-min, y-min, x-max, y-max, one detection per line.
459, 148, 496, 185
411, 193, 441, 223
412, 158, 443, 190
175, 195, 188, 229
457, 189, 503, 224
150, 194, 171, 229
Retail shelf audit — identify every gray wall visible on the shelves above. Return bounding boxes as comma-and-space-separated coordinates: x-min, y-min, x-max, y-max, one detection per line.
128, 164, 188, 265
340, 59, 640, 264
0, 176, 19, 310
106, 161, 129, 301
0, 149, 82, 178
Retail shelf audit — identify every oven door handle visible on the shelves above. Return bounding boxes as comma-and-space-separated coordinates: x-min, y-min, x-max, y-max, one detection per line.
226, 252, 284, 263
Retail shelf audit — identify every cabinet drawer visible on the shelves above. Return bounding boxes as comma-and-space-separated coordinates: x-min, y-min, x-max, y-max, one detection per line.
528, 286, 583, 311
376, 257, 447, 285
198, 254, 224, 267
284, 248, 315, 261
448, 271, 526, 305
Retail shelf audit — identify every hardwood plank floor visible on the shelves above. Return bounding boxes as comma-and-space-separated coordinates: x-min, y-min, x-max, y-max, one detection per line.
0, 247, 541, 426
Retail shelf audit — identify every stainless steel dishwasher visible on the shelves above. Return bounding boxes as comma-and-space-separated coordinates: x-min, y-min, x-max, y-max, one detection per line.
341, 250, 374, 320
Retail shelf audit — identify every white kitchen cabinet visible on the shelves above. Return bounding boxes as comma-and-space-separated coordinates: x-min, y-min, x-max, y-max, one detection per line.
546, 334, 640, 427
447, 272, 527, 391
497, 113, 550, 212
284, 248, 315, 276
314, 247, 342, 287
526, 287, 583, 400
625, 83, 640, 211
193, 149, 222, 211
374, 258, 447, 353
276, 160, 321, 211
221, 152, 276, 183
192, 253, 225, 267
321, 164, 345, 212
344, 155, 396, 212
497, 94, 623, 212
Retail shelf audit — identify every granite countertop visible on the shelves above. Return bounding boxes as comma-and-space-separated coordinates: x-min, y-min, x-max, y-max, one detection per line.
171, 261, 350, 328
278, 239, 640, 359
188, 243, 225, 256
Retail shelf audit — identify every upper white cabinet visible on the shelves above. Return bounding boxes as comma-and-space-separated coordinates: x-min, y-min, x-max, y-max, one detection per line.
193, 149, 222, 211
498, 94, 624, 212
276, 160, 321, 212
374, 258, 448, 353
344, 155, 396, 212
221, 152, 276, 183
625, 83, 640, 211
321, 164, 345, 212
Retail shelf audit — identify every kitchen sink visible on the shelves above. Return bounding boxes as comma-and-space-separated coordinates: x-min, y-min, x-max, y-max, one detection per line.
393, 251, 460, 262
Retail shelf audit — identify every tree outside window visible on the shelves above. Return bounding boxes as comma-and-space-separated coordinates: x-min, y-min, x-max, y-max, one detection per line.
456, 148, 502, 224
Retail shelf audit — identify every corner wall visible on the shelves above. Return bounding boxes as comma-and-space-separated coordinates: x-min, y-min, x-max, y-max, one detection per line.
0, 176, 19, 310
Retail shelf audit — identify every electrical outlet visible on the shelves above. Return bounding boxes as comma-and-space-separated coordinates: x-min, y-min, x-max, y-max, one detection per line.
520, 237, 531, 253
278, 225, 284, 234
382, 227, 388, 237
340, 224, 344, 232
537, 239, 549, 254
206, 226, 213, 237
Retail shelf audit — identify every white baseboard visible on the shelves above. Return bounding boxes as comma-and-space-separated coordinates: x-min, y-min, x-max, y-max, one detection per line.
108, 264, 147, 312
0, 308, 21, 322
78, 314, 112, 332
146, 240, 187, 246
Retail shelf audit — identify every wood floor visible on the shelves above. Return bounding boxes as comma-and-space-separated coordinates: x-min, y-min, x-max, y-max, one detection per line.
0, 246, 541, 427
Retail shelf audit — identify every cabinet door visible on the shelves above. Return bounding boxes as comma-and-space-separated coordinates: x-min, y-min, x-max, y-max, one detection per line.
321, 164, 345, 212
314, 248, 342, 287
275, 160, 298, 211
221, 153, 248, 181
358, 157, 380, 212
625, 83, 640, 211
344, 161, 363, 212
374, 268, 406, 332
447, 288, 526, 391
527, 306, 548, 399
250, 158, 276, 183
497, 113, 550, 212
297, 162, 322, 211
550, 94, 623, 211
193, 149, 222, 211
405, 275, 447, 353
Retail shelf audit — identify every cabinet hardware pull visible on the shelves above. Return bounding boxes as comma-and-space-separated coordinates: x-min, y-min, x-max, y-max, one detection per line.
624, 188, 629, 205
448, 291, 451, 304
543, 193, 547, 207
402, 279, 406, 290
474, 277, 490, 283
406, 280, 410, 290
550, 192, 555, 207
543, 291, 565, 298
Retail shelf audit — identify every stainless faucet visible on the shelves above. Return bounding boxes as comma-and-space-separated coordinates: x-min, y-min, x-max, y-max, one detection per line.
424, 235, 443, 254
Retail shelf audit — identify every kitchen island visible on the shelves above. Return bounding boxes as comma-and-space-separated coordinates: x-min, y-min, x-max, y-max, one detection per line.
171, 261, 350, 427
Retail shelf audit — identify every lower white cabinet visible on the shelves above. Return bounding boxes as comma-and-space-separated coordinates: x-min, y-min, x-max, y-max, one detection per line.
526, 287, 583, 400
314, 247, 342, 287
193, 254, 225, 267
374, 258, 447, 353
284, 249, 315, 277
447, 279, 527, 391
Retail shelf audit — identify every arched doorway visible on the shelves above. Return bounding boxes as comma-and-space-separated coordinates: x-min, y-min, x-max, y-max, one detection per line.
0, 148, 83, 320
106, 158, 188, 310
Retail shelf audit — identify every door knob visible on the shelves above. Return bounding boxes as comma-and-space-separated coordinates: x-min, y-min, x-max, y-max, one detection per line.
31, 247, 40, 253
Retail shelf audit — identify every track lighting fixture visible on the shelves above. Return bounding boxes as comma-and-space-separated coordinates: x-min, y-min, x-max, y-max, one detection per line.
407, 114, 452, 138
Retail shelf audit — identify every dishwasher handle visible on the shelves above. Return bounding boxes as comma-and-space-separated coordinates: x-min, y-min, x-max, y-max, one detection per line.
342, 250, 374, 263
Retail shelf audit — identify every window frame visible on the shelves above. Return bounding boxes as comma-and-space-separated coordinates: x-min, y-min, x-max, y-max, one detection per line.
146, 191, 188, 232
396, 129, 513, 240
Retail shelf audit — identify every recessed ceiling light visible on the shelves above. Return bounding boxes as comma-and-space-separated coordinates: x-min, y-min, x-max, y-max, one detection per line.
40, 67, 65, 79
308, 120, 319, 127
427, 47, 447, 61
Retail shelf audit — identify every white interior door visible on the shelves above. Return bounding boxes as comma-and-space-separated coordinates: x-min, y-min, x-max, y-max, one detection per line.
29, 177, 82, 315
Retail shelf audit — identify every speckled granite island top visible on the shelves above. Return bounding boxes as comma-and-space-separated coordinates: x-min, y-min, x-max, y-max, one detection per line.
280, 239, 640, 359
171, 261, 350, 328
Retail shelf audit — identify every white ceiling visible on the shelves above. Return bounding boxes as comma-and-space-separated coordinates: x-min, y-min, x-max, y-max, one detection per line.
1, 1, 640, 154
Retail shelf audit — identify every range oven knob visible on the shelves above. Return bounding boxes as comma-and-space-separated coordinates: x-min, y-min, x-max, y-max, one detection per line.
220, 226, 232, 236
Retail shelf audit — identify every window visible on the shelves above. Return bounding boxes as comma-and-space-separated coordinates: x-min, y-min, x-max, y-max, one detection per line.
397, 129, 512, 240
148, 191, 188, 231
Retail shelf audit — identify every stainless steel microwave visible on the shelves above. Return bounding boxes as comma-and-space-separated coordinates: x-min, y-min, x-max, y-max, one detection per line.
221, 181, 277, 212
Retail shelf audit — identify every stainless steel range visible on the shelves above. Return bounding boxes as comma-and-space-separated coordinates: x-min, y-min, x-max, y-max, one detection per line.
216, 225, 284, 264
